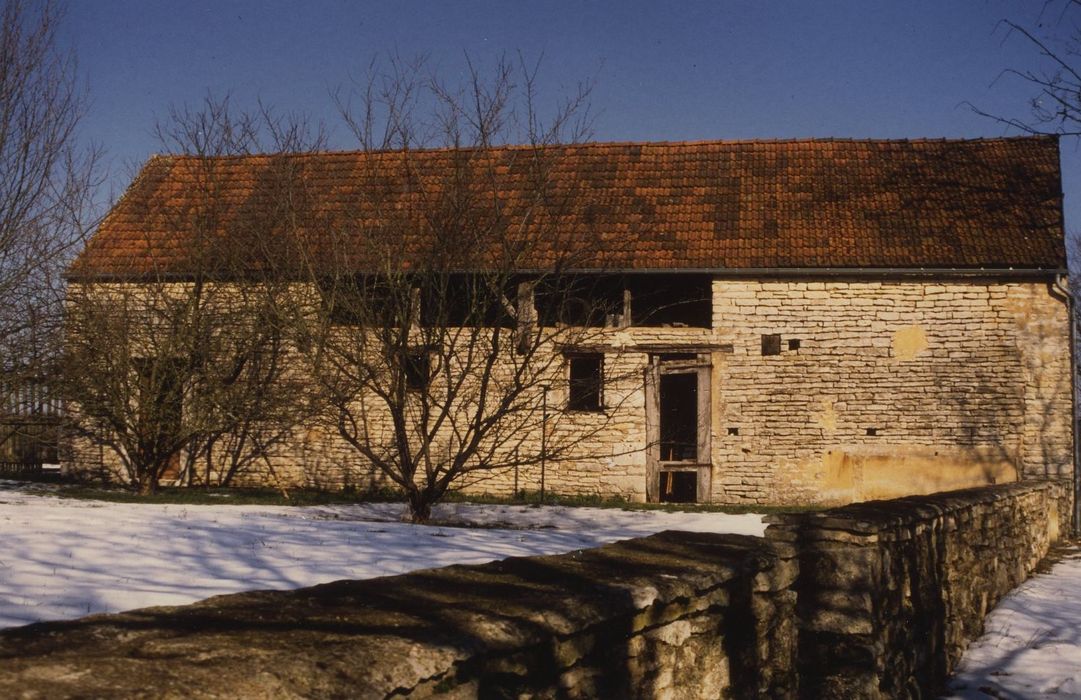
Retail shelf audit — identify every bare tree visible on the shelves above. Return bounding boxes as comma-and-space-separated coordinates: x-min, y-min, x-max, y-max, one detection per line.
969, 2, 1081, 137
63, 96, 323, 493
298, 56, 634, 522
0, 0, 98, 464
970, 0, 1081, 532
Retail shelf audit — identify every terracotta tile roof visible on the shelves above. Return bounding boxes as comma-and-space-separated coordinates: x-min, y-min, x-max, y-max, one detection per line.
69, 136, 1065, 279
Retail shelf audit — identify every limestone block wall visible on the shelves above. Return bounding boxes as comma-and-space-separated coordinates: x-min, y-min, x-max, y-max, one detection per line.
453, 326, 713, 500
765, 479, 1070, 698
711, 279, 1072, 504
0, 531, 798, 699
63, 277, 1072, 507
240, 324, 713, 499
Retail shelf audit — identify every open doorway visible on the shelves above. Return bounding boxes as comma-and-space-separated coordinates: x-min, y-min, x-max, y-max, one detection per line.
659, 471, 697, 502
659, 373, 697, 461
646, 353, 711, 503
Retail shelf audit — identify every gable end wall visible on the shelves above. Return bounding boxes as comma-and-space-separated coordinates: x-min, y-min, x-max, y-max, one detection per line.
708, 278, 1072, 504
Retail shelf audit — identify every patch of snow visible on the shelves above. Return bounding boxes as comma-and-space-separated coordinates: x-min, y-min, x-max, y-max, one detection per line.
303, 501, 767, 537
946, 546, 1081, 699
0, 483, 765, 630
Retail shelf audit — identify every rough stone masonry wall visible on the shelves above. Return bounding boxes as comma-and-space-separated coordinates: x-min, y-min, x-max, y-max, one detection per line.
765, 479, 1070, 699
64, 278, 1072, 508
712, 279, 1072, 505
249, 324, 718, 499
0, 531, 797, 700
291, 279, 1071, 506
330, 279, 1070, 506
451, 325, 714, 501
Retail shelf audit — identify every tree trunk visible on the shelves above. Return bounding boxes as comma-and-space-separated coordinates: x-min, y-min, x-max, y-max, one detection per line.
408, 492, 432, 523
137, 474, 157, 496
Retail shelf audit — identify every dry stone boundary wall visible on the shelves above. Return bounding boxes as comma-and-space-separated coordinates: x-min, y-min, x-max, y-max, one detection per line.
0, 480, 1068, 699
0, 532, 799, 699
765, 479, 1070, 698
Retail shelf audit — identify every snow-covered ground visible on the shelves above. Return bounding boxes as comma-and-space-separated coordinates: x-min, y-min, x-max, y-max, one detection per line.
947, 546, 1081, 699
0, 480, 764, 629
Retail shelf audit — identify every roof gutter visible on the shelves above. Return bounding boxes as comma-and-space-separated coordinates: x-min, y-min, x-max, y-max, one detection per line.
560, 267, 1068, 280
65, 266, 1067, 284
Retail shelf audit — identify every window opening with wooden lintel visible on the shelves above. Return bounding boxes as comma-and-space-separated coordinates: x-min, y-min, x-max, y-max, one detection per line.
566, 353, 603, 411
322, 274, 523, 329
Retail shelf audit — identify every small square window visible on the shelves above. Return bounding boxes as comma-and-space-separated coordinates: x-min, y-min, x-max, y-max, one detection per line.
761, 334, 782, 356
567, 353, 603, 411
866, 427, 878, 436
402, 350, 431, 391
727, 427, 740, 436
788, 338, 801, 351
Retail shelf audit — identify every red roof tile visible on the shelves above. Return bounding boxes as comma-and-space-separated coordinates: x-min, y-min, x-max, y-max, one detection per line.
69, 137, 1065, 279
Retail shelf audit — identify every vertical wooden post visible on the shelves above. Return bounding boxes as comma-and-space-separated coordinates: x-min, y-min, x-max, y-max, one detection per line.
696, 353, 712, 503
645, 357, 660, 503
513, 445, 519, 498
540, 384, 548, 502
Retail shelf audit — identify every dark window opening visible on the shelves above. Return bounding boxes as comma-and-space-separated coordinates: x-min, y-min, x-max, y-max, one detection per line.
659, 373, 698, 461
402, 350, 432, 391
567, 354, 603, 411
0, 428, 58, 464
727, 426, 739, 436
532, 274, 711, 329
659, 471, 697, 503
761, 334, 782, 356
629, 274, 711, 328
323, 274, 518, 329
321, 276, 402, 326
134, 358, 184, 479
865, 427, 878, 436
788, 338, 801, 351
420, 274, 516, 328
536, 276, 624, 328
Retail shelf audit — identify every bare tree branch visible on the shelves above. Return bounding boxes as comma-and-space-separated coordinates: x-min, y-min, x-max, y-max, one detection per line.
0, 0, 99, 466
63, 95, 323, 493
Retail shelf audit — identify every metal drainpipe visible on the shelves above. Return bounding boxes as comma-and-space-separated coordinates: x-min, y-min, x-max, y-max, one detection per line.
1052, 274, 1080, 536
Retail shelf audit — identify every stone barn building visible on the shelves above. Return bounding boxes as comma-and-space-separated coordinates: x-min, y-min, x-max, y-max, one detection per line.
65, 136, 1073, 505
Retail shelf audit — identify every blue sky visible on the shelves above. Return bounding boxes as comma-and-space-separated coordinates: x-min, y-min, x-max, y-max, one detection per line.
62, 0, 1081, 253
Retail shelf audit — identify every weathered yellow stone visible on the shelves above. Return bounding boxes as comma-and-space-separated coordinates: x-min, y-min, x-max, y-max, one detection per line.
891, 325, 929, 360
816, 400, 838, 433
799, 446, 1018, 503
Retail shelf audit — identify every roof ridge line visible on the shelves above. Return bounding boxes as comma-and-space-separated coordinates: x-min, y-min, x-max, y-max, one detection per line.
149, 134, 1057, 161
